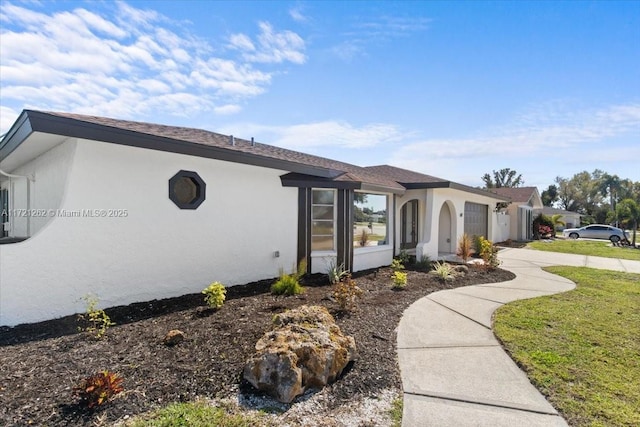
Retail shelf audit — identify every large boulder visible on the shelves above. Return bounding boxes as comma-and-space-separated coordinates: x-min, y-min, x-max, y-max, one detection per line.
243, 305, 356, 403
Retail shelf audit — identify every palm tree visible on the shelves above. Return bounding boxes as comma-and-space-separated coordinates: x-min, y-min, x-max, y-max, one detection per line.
616, 199, 639, 247
551, 214, 566, 235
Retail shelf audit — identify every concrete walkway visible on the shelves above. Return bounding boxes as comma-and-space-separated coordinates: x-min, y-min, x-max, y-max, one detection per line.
397, 248, 640, 426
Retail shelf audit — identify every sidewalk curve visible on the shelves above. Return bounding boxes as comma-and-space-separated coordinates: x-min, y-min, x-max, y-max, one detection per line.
396, 248, 640, 426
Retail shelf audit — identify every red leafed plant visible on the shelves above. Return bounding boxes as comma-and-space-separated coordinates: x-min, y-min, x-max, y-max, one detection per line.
73, 370, 124, 408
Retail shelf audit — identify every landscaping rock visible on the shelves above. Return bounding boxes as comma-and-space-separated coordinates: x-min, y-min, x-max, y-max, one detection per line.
454, 264, 469, 275
163, 329, 185, 346
243, 305, 356, 403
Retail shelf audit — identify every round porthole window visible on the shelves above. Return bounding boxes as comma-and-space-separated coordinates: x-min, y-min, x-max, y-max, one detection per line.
169, 170, 206, 209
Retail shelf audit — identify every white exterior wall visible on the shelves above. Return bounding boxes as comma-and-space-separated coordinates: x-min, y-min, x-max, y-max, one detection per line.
0, 139, 298, 326
410, 188, 507, 260
1, 139, 77, 237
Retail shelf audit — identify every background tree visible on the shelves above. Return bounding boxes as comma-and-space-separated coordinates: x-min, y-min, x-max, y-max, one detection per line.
481, 168, 524, 188
555, 171, 604, 220
541, 184, 559, 206
616, 198, 639, 246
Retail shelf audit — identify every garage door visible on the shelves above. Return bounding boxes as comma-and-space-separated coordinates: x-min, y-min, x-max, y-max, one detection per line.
464, 202, 488, 238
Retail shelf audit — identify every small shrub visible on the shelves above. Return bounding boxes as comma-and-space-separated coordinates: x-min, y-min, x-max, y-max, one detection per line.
473, 235, 483, 256
397, 249, 411, 265
457, 233, 473, 262
429, 261, 457, 282
533, 213, 554, 239
332, 273, 363, 312
271, 259, 307, 296
390, 258, 405, 271
272, 274, 304, 296
326, 258, 348, 285
73, 370, 123, 408
415, 255, 432, 269
478, 237, 501, 269
202, 282, 226, 309
391, 271, 408, 289
77, 295, 114, 339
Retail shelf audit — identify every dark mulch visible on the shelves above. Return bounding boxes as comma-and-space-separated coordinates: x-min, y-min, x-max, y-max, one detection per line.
0, 264, 514, 426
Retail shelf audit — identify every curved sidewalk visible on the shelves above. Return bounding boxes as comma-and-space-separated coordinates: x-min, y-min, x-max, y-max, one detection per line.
397, 248, 640, 426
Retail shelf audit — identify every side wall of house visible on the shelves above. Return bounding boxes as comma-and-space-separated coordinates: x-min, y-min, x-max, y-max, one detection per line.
0, 139, 298, 326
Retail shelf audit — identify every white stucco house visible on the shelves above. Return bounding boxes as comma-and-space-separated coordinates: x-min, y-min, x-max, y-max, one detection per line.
0, 110, 510, 326
490, 187, 543, 241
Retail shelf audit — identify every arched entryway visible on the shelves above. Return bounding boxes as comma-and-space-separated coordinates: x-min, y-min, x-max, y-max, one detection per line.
400, 199, 419, 250
438, 202, 453, 254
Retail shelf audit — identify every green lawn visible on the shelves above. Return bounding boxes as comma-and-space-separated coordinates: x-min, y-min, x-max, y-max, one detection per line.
527, 239, 640, 261
126, 401, 273, 427
493, 267, 640, 427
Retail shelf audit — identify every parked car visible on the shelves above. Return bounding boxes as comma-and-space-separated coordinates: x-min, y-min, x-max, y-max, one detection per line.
562, 224, 629, 243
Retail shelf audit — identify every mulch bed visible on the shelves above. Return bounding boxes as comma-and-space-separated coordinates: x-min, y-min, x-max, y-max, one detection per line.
0, 264, 514, 426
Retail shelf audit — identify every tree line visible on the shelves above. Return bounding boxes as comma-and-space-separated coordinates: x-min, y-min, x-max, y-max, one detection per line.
482, 168, 640, 243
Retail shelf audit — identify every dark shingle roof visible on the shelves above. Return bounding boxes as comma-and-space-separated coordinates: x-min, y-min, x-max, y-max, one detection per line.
3, 110, 509, 200
42, 111, 404, 191
489, 187, 538, 204
364, 165, 509, 200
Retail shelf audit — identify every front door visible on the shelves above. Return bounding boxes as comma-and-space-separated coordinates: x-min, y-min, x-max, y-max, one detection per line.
400, 200, 418, 249
438, 203, 452, 253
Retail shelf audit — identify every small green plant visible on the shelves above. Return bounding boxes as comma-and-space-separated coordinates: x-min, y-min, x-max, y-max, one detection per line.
429, 261, 457, 282
202, 282, 226, 309
73, 370, 123, 408
397, 249, 411, 265
272, 258, 306, 295
326, 258, 349, 285
272, 273, 304, 296
473, 235, 484, 256
390, 397, 403, 427
332, 273, 363, 312
77, 295, 114, 339
457, 232, 473, 262
415, 254, 432, 269
391, 271, 408, 289
478, 237, 501, 269
390, 258, 405, 271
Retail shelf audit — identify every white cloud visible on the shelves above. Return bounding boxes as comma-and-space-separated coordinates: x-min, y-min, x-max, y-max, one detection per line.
0, 2, 306, 133
0, 106, 19, 135
230, 22, 306, 64
214, 104, 242, 115
289, 5, 308, 23
354, 16, 432, 37
222, 120, 406, 150
392, 103, 640, 162
389, 102, 640, 185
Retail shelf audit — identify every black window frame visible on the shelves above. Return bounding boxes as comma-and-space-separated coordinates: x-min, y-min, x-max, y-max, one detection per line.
168, 170, 206, 209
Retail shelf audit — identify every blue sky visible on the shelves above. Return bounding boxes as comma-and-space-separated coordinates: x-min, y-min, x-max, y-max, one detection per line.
1, 1, 639, 190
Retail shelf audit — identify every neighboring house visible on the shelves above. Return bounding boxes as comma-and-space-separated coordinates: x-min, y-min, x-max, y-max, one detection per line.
0, 110, 509, 326
534, 206, 581, 230
490, 187, 543, 241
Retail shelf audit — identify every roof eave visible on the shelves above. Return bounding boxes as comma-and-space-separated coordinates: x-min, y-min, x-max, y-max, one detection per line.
3, 110, 342, 179
0, 110, 34, 162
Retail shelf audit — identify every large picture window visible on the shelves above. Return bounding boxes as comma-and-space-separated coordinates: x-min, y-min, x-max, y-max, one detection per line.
354, 192, 388, 247
311, 189, 335, 251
